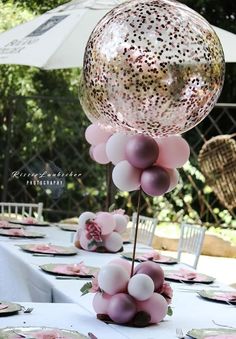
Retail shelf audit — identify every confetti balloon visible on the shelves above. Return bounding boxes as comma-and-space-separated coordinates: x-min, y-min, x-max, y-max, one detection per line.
79, 0, 224, 137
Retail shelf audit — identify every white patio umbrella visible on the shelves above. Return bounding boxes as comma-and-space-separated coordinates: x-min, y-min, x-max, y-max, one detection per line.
0, 0, 235, 69
0, 0, 125, 69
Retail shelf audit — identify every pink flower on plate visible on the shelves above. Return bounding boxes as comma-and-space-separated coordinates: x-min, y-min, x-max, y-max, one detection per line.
23, 217, 37, 224
175, 268, 197, 280
0, 220, 8, 228
89, 272, 100, 293
136, 250, 161, 261
85, 220, 102, 243
159, 282, 173, 305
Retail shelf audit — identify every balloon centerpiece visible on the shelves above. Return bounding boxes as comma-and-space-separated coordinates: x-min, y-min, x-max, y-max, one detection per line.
79, 0, 225, 328
74, 210, 128, 253
81, 259, 173, 327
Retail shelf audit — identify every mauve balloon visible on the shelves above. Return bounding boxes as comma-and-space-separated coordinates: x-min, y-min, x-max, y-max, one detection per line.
125, 135, 159, 169
108, 293, 137, 324
134, 262, 164, 291
141, 166, 170, 196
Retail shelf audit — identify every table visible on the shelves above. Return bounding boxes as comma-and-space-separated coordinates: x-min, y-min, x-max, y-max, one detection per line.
0, 226, 235, 339
0, 302, 126, 339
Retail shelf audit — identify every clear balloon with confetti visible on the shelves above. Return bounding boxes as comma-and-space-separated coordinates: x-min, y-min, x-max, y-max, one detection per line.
79, 0, 225, 137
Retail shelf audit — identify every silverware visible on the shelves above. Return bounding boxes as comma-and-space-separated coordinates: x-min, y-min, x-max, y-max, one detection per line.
55, 276, 90, 280
13, 330, 35, 339
22, 307, 34, 313
32, 253, 55, 257
176, 328, 185, 338
88, 332, 98, 339
212, 320, 236, 329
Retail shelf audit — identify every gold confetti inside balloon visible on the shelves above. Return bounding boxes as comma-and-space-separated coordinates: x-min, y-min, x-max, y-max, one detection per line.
79, 0, 225, 137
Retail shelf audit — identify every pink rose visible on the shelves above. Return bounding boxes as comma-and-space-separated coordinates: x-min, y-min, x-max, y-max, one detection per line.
89, 272, 100, 293
159, 282, 173, 305
85, 220, 102, 243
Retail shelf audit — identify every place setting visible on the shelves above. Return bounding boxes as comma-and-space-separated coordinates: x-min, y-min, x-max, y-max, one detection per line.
164, 268, 215, 284
40, 262, 98, 280
122, 250, 178, 265
185, 328, 236, 339
0, 220, 22, 229
9, 217, 50, 227
18, 243, 78, 256
0, 229, 46, 239
0, 327, 89, 339
198, 290, 236, 305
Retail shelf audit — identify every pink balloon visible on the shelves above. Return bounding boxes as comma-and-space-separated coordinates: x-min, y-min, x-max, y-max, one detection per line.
79, 231, 97, 251
106, 133, 130, 165
108, 259, 132, 275
89, 146, 95, 160
166, 168, 180, 193
155, 136, 190, 168
85, 124, 112, 146
103, 232, 123, 252
113, 214, 128, 233
93, 292, 112, 314
93, 143, 110, 164
136, 293, 168, 324
95, 212, 115, 235
112, 160, 141, 192
108, 293, 137, 324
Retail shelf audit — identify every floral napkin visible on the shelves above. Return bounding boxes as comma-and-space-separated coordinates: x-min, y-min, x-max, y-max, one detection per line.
7, 229, 25, 236
170, 268, 199, 280
30, 244, 60, 253
23, 217, 38, 224
136, 250, 161, 261
0, 220, 9, 228
214, 292, 236, 302
53, 262, 90, 275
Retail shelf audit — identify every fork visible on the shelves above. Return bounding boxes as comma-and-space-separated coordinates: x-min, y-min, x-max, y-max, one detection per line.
212, 320, 236, 329
13, 330, 35, 339
176, 328, 185, 338
20, 306, 34, 313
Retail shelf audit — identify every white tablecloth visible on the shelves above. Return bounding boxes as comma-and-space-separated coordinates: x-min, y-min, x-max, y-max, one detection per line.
0, 302, 126, 339
0, 226, 235, 339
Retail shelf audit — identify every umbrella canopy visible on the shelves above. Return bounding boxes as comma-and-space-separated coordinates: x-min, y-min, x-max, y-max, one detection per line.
0, 0, 125, 69
0, 0, 235, 69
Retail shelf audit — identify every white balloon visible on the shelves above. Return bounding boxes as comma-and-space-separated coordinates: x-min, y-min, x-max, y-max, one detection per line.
98, 264, 129, 295
113, 214, 128, 233
128, 274, 154, 301
78, 212, 96, 228
106, 133, 130, 165
112, 160, 141, 192
103, 232, 123, 252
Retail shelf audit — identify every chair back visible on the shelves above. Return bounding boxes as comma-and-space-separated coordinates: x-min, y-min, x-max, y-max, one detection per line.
177, 223, 206, 269
0, 202, 43, 221
130, 213, 157, 246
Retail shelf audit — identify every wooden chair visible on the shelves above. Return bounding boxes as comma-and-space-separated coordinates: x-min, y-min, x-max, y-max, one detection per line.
177, 223, 206, 269
130, 213, 157, 246
0, 202, 43, 222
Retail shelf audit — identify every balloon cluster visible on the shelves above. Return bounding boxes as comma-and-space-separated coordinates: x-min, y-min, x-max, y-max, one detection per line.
85, 123, 190, 196
86, 259, 173, 326
74, 211, 128, 253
